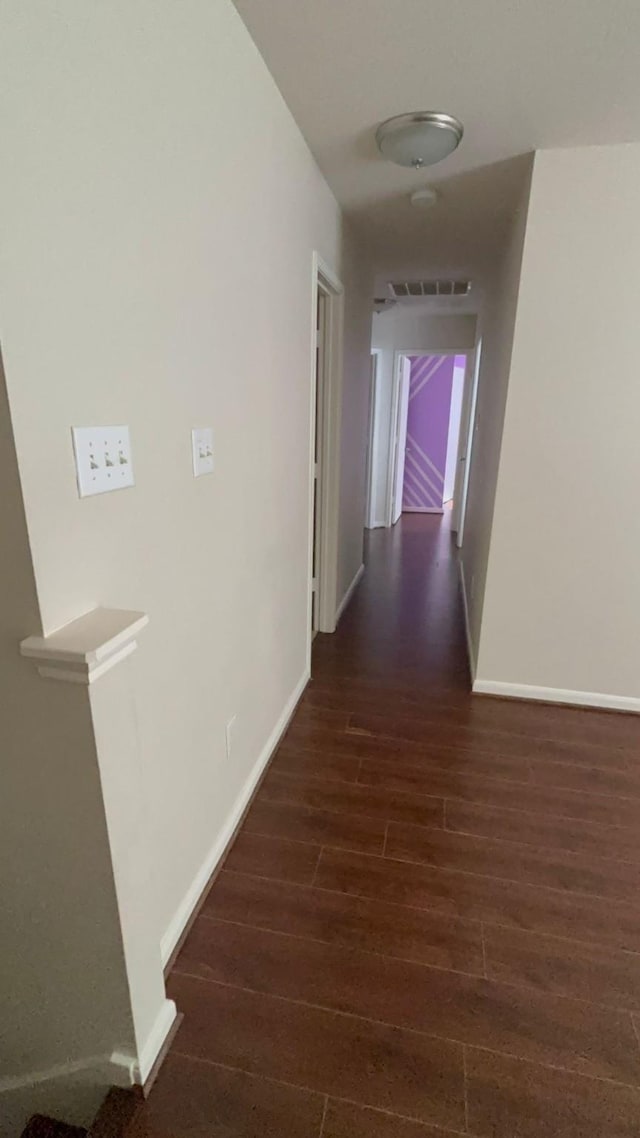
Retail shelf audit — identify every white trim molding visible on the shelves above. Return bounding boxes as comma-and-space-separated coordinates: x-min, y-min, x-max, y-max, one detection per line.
20, 607, 148, 684
0, 1055, 128, 1095
335, 564, 364, 625
458, 561, 476, 681
472, 678, 640, 715
160, 669, 310, 966
111, 998, 177, 1085
307, 251, 344, 653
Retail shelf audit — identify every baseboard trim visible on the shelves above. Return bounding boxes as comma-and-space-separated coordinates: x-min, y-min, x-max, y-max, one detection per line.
0, 1053, 135, 1096
133, 998, 177, 1085
472, 678, 640, 715
2, 1000, 179, 1098
402, 508, 444, 514
335, 564, 364, 624
160, 669, 310, 967
458, 561, 476, 681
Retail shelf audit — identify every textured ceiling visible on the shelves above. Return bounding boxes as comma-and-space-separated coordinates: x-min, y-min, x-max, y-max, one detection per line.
233, 0, 640, 274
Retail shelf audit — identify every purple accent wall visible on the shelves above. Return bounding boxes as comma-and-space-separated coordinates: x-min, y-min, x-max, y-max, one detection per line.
402, 355, 455, 511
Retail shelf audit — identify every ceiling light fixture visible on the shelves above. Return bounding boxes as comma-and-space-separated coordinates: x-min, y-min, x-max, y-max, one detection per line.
376, 112, 463, 169
410, 187, 439, 209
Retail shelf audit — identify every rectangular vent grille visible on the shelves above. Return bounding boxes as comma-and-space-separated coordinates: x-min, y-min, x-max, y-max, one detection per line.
389, 279, 471, 298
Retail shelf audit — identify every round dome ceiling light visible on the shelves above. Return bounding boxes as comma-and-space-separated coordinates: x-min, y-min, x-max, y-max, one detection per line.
376, 112, 463, 169
410, 187, 439, 209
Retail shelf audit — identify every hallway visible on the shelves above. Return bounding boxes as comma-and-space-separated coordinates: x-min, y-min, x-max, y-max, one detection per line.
149, 515, 640, 1136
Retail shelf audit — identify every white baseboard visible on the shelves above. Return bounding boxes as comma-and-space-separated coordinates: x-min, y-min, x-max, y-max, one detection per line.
458, 560, 476, 681
1, 999, 178, 1107
0, 1047, 140, 1098
402, 507, 444, 514
0, 1056, 124, 1095
335, 563, 364, 624
160, 669, 310, 966
110, 997, 177, 1085
472, 678, 640, 714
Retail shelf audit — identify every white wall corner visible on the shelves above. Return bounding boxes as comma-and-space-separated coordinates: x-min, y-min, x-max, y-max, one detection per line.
20, 607, 149, 684
472, 678, 640, 715
111, 997, 177, 1086
335, 564, 364, 625
458, 560, 477, 681
160, 669, 310, 966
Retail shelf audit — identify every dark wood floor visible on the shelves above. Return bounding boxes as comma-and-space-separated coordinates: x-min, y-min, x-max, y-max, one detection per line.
144, 513, 640, 1136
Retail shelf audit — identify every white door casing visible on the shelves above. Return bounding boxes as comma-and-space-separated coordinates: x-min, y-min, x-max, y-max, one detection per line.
390, 355, 411, 525
307, 252, 344, 661
453, 338, 483, 546
364, 352, 379, 529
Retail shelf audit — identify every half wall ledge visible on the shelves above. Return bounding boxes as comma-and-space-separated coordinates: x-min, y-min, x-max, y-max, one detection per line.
20, 607, 148, 684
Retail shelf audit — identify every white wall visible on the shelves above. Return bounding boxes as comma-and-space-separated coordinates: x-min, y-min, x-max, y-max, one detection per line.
0, 358, 139, 1135
476, 144, 640, 705
369, 310, 477, 526
0, 0, 372, 1128
460, 166, 533, 667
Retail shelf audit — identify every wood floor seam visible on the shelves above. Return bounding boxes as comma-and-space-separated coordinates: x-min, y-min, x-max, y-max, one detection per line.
323, 1099, 474, 1138
318, 1095, 328, 1138
238, 822, 640, 906
169, 968, 640, 1088
284, 735, 634, 779
262, 766, 640, 830
168, 1050, 340, 1106
217, 865, 640, 959
310, 845, 324, 886
462, 1045, 469, 1134
191, 911, 487, 978
246, 796, 640, 875
167, 1050, 473, 1137
631, 1013, 640, 1054
441, 813, 640, 868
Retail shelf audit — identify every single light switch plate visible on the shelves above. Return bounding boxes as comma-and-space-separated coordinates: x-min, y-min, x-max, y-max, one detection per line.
72, 426, 134, 497
192, 427, 213, 477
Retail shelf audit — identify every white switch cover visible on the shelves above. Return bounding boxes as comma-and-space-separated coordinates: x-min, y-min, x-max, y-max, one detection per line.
72, 426, 134, 497
192, 427, 213, 477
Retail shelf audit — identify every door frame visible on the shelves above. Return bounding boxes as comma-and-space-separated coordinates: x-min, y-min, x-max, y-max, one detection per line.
307, 252, 344, 660
452, 337, 482, 547
385, 347, 478, 532
364, 351, 380, 529
385, 351, 408, 527
387, 354, 411, 526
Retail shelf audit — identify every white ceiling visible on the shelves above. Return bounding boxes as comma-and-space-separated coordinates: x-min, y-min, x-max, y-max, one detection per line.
233, 0, 640, 276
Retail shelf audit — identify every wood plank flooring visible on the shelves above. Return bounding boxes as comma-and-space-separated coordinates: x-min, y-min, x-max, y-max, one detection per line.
143, 513, 640, 1136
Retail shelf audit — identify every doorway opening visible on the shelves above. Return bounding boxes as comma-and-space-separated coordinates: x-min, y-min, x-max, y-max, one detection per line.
308, 253, 343, 653
387, 347, 479, 542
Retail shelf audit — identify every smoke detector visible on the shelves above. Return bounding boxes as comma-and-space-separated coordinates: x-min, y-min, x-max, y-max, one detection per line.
410, 188, 439, 209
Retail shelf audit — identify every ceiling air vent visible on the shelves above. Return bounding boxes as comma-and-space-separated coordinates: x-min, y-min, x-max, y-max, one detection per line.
389, 279, 471, 298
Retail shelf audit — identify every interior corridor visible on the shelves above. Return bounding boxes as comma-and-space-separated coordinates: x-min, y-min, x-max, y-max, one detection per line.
146, 514, 640, 1136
